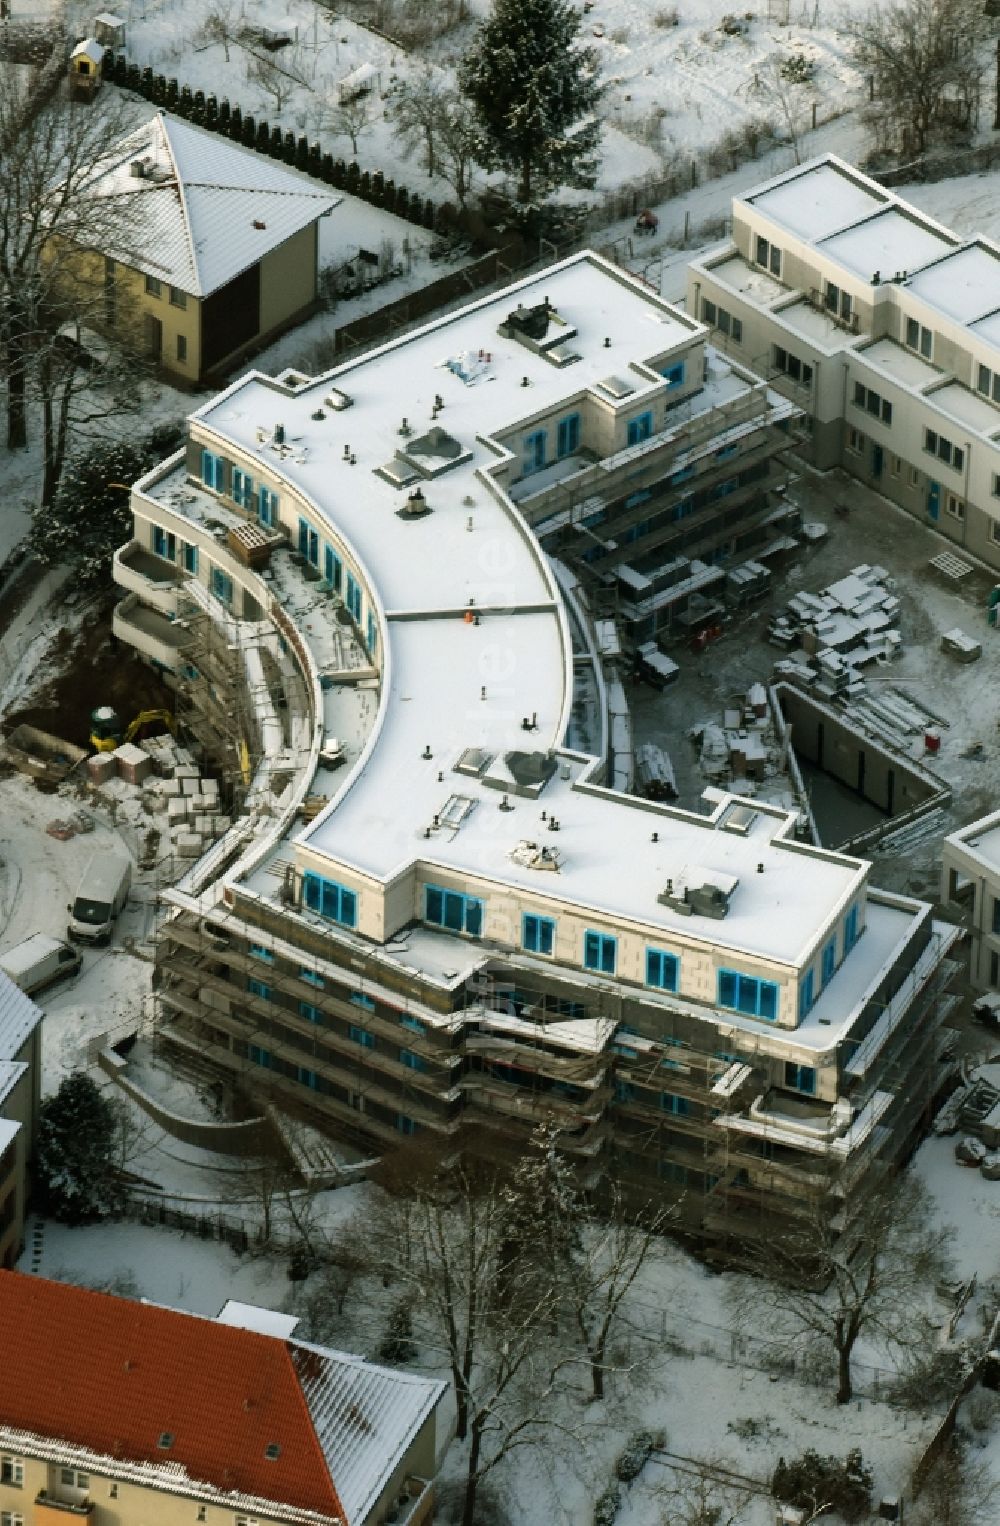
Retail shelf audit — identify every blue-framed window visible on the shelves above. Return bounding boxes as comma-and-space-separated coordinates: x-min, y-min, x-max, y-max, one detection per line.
324, 544, 342, 591
401, 1014, 426, 1034
584, 930, 617, 975
298, 518, 319, 566
249, 944, 274, 963
785, 1062, 816, 1095
350, 992, 375, 1012
247, 978, 271, 1001
615, 1080, 636, 1104
523, 428, 547, 475
646, 948, 679, 992
248, 1045, 270, 1068
210, 566, 234, 608
367, 610, 377, 656
660, 1091, 690, 1116
302, 871, 357, 928
299, 1000, 321, 1023
522, 913, 556, 955
201, 449, 224, 491
346, 572, 362, 621
425, 885, 483, 937
300, 967, 324, 988
799, 969, 815, 1020
400, 1048, 426, 1071
298, 1067, 317, 1089
231, 468, 254, 509
821, 938, 836, 986
397, 1114, 417, 1136
259, 485, 279, 526
182, 541, 198, 574
718, 969, 778, 1021
627, 411, 653, 446
662, 360, 685, 390
348, 1025, 375, 1049
844, 904, 859, 953
556, 412, 581, 458
153, 526, 176, 561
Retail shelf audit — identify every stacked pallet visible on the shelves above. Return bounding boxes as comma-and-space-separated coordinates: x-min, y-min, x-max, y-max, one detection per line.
139, 738, 231, 859
768, 564, 901, 698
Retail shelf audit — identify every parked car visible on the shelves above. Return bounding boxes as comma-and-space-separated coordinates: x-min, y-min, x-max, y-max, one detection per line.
67, 851, 131, 945
0, 932, 82, 995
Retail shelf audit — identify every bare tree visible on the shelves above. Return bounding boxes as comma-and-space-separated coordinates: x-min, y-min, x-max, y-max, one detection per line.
750, 56, 815, 165
247, 45, 315, 117
371, 1133, 578, 1526
565, 1183, 669, 1401
388, 68, 445, 177
195, 0, 240, 63
435, 93, 482, 208
732, 1171, 951, 1405
654, 1462, 754, 1526
0, 56, 145, 482
846, 0, 991, 157
325, 92, 374, 158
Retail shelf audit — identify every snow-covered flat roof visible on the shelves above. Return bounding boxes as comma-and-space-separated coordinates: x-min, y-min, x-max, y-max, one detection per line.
905, 245, 1000, 324
774, 299, 851, 350
746, 161, 888, 243
970, 309, 1000, 348
739, 155, 1000, 362
707, 253, 785, 304
858, 337, 939, 389
818, 209, 954, 283
216, 1301, 300, 1339
946, 810, 1000, 873
170, 253, 862, 971
928, 381, 1000, 439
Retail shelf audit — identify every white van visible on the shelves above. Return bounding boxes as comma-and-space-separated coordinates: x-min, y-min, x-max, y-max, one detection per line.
67, 852, 132, 945
0, 933, 82, 995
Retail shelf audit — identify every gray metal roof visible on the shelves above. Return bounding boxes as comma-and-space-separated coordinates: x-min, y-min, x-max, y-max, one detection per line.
0, 970, 42, 1061
292, 1343, 445, 1526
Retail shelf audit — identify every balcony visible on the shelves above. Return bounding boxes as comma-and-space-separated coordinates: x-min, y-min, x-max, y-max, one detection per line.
35, 1492, 95, 1526
113, 539, 185, 614
113, 592, 189, 672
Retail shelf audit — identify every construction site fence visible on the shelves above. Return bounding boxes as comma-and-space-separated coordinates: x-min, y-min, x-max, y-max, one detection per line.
872, 139, 1000, 189
120, 1194, 281, 1256
620, 1295, 894, 1403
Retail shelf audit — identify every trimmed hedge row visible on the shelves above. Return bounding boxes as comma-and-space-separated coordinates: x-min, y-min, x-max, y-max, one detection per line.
103, 52, 437, 230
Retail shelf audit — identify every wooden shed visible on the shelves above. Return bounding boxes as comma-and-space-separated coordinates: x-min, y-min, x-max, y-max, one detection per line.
69, 38, 105, 100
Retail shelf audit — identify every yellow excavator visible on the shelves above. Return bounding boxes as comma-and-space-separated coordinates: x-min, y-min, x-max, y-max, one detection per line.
90, 707, 174, 753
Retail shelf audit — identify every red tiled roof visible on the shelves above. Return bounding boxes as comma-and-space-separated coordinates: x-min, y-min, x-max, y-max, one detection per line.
0, 1273, 345, 1522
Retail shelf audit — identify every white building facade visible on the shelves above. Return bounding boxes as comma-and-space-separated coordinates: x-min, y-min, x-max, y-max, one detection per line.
113, 252, 958, 1260
687, 154, 1000, 567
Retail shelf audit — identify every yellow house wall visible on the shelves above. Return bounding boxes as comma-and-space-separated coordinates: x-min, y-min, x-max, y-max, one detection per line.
259, 225, 318, 337
1, 1455, 296, 1526
39, 239, 202, 384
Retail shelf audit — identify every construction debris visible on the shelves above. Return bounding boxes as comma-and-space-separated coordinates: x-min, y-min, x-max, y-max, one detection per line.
940, 627, 982, 663
768, 564, 901, 699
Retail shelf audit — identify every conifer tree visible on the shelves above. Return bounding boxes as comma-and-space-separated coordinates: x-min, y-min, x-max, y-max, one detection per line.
35, 1071, 129, 1224
458, 0, 603, 204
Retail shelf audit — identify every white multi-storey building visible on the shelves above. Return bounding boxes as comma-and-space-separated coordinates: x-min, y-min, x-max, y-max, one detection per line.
688, 153, 1000, 567
113, 251, 958, 1260
941, 812, 1000, 991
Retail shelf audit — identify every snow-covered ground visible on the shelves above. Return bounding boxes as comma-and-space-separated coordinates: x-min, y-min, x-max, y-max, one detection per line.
43, 0, 882, 215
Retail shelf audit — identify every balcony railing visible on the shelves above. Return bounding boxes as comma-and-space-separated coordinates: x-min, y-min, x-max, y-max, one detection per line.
113, 539, 185, 614
35, 1492, 95, 1519
113, 592, 189, 672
